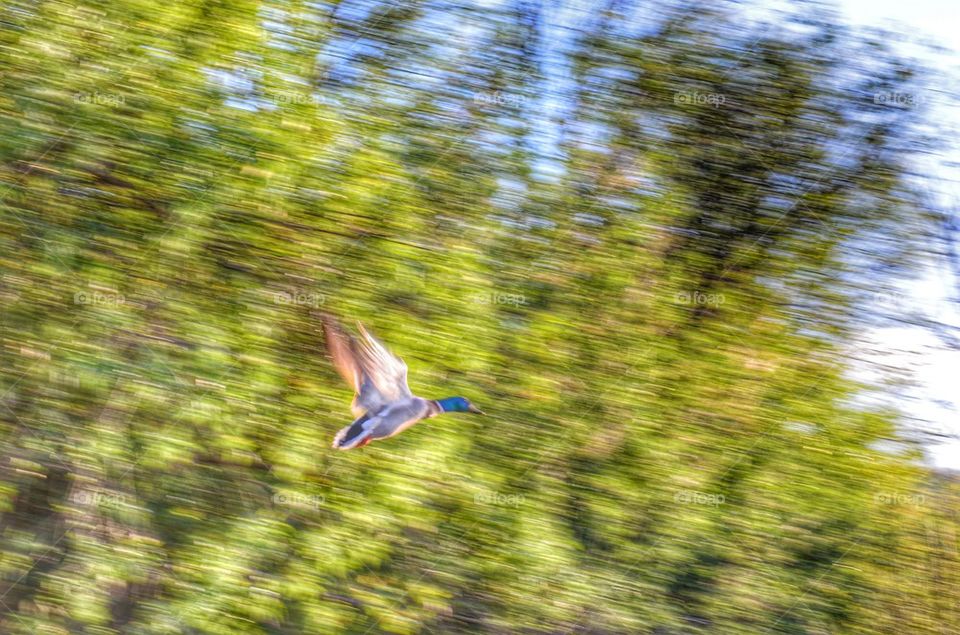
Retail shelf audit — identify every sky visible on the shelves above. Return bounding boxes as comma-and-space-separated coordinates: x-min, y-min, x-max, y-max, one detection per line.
834, 0, 960, 469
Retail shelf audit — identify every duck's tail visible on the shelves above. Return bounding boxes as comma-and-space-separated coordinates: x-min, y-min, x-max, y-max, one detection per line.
332, 413, 374, 450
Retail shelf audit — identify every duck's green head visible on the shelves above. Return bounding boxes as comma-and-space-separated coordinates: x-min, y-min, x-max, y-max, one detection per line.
437, 396, 484, 415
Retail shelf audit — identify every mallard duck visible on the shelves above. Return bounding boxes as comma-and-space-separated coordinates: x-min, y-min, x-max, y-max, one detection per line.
322, 314, 483, 450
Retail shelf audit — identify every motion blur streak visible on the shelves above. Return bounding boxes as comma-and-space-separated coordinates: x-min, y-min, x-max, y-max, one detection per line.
0, 0, 955, 633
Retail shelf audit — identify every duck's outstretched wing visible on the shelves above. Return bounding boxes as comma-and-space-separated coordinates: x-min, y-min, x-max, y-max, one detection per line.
321, 315, 412, 417
354, 321, 412, 399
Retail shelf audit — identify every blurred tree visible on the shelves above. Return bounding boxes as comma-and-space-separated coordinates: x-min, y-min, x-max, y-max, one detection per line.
0, 0, 953, 633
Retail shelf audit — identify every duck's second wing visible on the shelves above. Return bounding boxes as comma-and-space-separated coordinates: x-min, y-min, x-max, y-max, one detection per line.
354, 321, 412, 402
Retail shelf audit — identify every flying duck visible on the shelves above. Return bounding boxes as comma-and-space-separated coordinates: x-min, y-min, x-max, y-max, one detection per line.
322, 314, 483, 450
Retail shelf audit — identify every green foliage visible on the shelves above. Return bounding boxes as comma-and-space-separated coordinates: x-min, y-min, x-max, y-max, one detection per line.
0, 0, 954, 633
